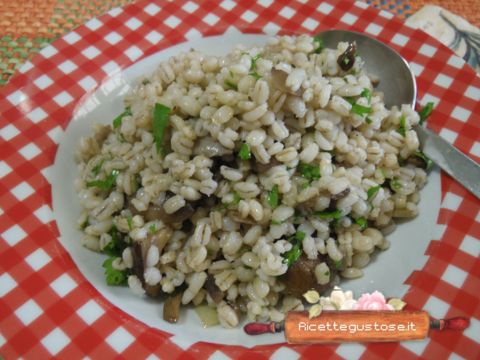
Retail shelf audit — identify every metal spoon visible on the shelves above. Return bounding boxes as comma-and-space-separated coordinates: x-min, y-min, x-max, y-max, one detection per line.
319, 29, 480, 199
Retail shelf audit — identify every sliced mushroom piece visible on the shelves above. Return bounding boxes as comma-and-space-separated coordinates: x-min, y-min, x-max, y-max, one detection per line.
149, 227, 173, 254
163, 292, 182, 323
143, 202, 195, 224
337, 42, 357, 71
132, 241, 146, 287
205, 274, 224, 304
331, 187, 350, 201
251, 158, 281, 173
281, 254, 336, 298
271, 69, 303, 96
93, 124, 112, 145
145, 283, 162, 298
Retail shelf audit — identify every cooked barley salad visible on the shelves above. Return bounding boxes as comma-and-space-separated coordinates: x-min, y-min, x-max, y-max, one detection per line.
75, 34, 432, 328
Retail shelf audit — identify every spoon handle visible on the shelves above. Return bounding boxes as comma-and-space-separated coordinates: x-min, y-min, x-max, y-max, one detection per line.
415, 125, 480, 199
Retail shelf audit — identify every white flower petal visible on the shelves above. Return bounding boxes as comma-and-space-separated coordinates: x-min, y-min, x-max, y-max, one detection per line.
308, 304, 322, 319
303, 290, 320, 304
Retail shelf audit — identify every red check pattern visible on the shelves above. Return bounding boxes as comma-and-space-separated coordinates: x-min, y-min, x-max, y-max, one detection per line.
0, 0, 479, 359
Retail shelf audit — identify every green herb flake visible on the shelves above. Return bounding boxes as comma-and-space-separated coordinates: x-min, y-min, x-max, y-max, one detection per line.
295, 231, 306, 241
324, 270, 330, 276
355, 217, 368, 230
334, 259, 343, 270
283, 231, 306, 267
238, 143, 251, 160
102, 257, 128, 286
91, 159, 104, 177
249, 71, 262, 80
149, 224, 157, 234
271, 219, 284, 225
298, 162, 321, 182
250, 54, 261, 71
344, 97, 355, 105
367, 185, 381, 201
142, 79, 151, 85
301, 182, 310, 189
414, 150, 433, 171
127, 215, 133, 230
153, 103, 172, 155
86, 169, 119, 191
313, 35, 324, 54
216, 192, 242, 211
224, 79, 238, 91
397, 115, 407, 137
231, 192, 241, 205
418, 102, 434, 125
103, 226, 128, 257
283, 242, 301, 267
314, 209, 343, 220
390, 179, 403, 191
80, 218, 89, 230
360, 88, 372, 102
366, 117, 373, 124
267, 185, 280, 208
113, 107, 132, 129
351, 103, 372, 116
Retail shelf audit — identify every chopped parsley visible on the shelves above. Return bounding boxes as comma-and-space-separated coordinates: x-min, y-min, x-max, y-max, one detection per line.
238, 143, 251, 160
344, 97, 372, 116
397, 115, 407, 137
86, 169, 119, 191
360, 88, 372, 102
102, 257, 128, 286
314, 209, 343, 220
283, 231, 306, 267
250, 54, 261, 71
216, 192, 242, 211
351, 103, 372, 116
294, 231, 306, 241
366, 117, 373, 124
112, 107, 132, 129
413, 150, 433, 171
390, 179, 403, 191
249, 71, 262, 80
367, 185, 381, 201
267, 185, 280, 208
334, 259, 343, 270
80, 218, 89, 230
313, 35, 324, 54
355, 217, 368, 230
224, 79, 238, 91
126, 215, 133, 231
142, 79, 151, 85
298, 162, 321, 182
152, 103, 171, 155
418, 102, 434, 125
91, 159, 104, 176
149, 224, 157, 234
103, 226, 128, 257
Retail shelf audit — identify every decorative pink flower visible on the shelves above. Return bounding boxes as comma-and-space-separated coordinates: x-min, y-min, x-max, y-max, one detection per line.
354, 291, 394, 310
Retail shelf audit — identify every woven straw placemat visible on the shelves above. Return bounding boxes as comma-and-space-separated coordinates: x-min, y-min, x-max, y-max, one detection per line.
0, 0, 478, 86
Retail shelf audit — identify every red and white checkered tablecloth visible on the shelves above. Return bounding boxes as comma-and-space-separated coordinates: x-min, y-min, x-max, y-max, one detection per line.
0, 0, 479, 359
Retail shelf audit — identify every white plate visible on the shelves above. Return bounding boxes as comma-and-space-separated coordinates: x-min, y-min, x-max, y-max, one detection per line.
52, 32, 441, 347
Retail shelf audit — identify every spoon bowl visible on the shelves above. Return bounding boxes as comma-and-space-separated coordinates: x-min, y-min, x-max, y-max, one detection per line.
319, 29, 417, 108
318, 29, 480, 199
